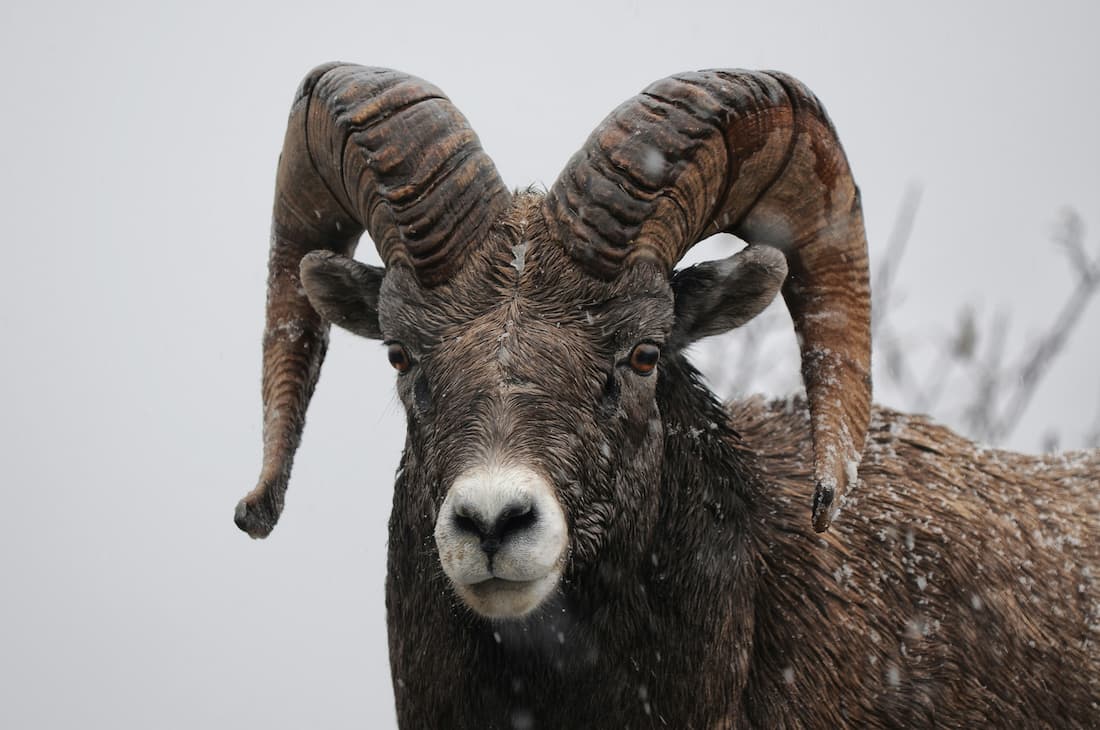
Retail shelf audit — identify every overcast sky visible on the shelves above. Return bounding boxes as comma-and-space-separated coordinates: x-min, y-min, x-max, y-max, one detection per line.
1, 1, 1097, 727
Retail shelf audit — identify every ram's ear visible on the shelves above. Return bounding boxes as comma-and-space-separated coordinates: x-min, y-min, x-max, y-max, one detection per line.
670, 245, 788, 348
299, 251, 385, 339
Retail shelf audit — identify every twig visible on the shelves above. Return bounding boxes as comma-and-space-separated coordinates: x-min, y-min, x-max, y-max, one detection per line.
700, 194, 1097, 452
985, 211, 1099, 443
1087, 387, 1100, 449
872, 183, 922, 338
914, 307, 977, 413
963, 310, 1009, 442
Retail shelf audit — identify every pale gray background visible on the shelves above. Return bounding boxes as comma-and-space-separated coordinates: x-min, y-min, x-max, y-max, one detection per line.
1, 0, 1097, 727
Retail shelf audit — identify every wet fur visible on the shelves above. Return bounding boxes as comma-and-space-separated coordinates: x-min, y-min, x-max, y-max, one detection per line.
381, 196, 1099, 728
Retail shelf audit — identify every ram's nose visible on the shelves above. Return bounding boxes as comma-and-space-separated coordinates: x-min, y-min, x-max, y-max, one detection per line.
451, 499, 538, 557
433, 463, 568, 619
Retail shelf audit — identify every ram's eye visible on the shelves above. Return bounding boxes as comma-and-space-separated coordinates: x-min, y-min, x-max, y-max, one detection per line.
628, 343, 660, 375
387, 343, 412, 373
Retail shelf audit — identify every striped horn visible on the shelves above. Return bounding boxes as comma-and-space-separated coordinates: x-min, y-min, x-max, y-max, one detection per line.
235, 64, 510, 537
545, 70, 871, 531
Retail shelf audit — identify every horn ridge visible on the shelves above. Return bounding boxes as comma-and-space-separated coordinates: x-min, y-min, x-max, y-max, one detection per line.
546, 69, 872, 531
236, 63, 509, 537
304, 66, 510, 284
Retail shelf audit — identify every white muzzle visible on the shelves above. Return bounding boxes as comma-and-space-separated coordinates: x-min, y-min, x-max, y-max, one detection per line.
434, 462, 568, 619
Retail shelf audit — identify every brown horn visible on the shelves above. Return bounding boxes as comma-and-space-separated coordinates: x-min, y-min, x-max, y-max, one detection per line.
235, 64, 511, 538
545, 70, 870, 532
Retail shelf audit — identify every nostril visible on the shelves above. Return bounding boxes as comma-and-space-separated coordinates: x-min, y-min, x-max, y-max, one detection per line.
495, 503, 537, 539
452, 511, 484, 538
450, 499, 539, 554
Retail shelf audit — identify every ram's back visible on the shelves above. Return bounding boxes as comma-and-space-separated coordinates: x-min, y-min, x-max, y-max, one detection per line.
730, 396, 1100, 728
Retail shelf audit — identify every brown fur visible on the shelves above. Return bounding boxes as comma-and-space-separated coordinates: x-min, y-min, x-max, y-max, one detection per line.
375, 196, 1099, 727
735, 397, 1099, 727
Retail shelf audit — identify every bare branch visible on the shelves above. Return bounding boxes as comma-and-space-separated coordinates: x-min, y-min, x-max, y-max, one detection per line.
872, 183, 923, 338
1054, 209, 1091, 275
1086, 385, 1100, 450
985, 212, 1099, 443
700, 194, 1097, 453
963, 310, 1009, 442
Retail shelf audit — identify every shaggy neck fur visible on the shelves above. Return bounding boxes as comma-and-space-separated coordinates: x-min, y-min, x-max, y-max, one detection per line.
381, 194, 1099, 728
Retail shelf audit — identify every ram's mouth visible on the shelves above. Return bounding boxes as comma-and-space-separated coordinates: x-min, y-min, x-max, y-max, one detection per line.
455, 571, 561, 619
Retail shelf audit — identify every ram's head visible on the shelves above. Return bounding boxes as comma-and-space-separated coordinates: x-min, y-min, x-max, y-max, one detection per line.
235, 65, 871, 620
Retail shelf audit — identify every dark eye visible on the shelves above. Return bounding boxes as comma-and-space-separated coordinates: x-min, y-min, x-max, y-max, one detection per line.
628, 343, 660, 375
387, 343, 412, 373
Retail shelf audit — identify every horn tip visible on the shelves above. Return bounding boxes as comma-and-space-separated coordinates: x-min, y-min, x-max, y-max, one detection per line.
234, 496, 277, 539
811, 480, 835, 532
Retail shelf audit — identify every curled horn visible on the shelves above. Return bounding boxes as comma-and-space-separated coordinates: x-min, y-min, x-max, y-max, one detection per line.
545, 70, 871, 532
235, 64, 511, 538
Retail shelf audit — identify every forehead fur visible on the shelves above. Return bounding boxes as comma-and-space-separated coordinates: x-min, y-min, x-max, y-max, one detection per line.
378, 191, 675, 348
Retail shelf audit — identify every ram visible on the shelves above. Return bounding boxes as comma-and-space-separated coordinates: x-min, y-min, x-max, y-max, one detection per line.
235, 64, 1099, 728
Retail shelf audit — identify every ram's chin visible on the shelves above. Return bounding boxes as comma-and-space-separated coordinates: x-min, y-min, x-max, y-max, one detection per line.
455, 571, 561, 620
